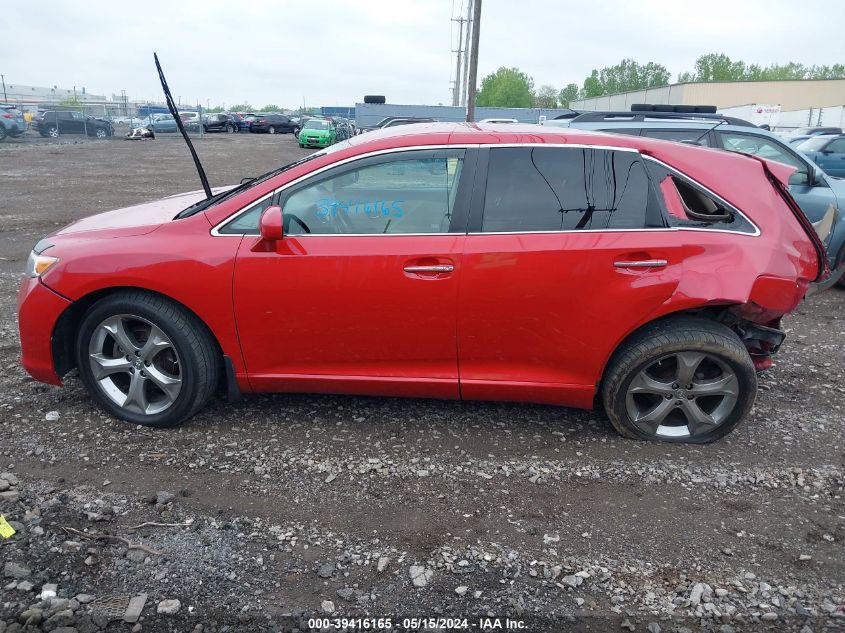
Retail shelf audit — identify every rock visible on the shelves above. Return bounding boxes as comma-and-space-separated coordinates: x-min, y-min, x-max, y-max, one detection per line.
336, 588, 355, 601
124, 594, 147, 623
51, 629, 79, 633
690, 582, 708, 607
409, 565, 433, 588
16, 580, 34, 592
3, 562, 31, 579
45, 411, 60, 421
719, 626, 735, 633
321, 600, 335, 613
455, 586, 468, 596
0, 491, 20, 502
562, 574, 582, 588
41, 583, 58, 599
43, 610, 75, 631
0, 480, 8, 492
543, 533, 560, 545
18, 609, 43, 625
646, 624, 661, 633
798, 554, 812, 561
0, 473, 17, 485
574, 597, 585, 606
377, 557, 389, 572
761, 612, 778, 621
75, 594, 95, 604
317, 563, 335, 578
62, 541, 82, 553
157, 599, 181, 615
156, 491, 175, 505
621, 619, 635, 631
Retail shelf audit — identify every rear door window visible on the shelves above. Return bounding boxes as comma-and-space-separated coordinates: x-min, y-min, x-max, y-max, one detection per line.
481, 147, 660, 232
644, 159, 756, 234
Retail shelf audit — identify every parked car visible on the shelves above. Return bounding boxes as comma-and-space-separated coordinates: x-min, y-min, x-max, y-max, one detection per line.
479, 118, 519, 124
146, 114, 199, 134
549, 110, 845, 289
795, 134, 845, 178
783, 126, 843, 146
250, 114, 297, 134
203, 113, 239, 133
0, 104, 28, 141
360, 117, 437, 133
34, 110, 114, 139
18, 124, 827, 443
298, 117, 336, 148
226, 113, 250, 131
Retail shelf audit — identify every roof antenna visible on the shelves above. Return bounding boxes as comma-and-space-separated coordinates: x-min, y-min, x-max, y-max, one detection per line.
154, 52, 212, 199
686, 118, 728, 146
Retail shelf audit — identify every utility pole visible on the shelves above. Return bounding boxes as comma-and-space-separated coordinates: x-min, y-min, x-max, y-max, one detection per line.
465, 0, 482, 122
1, 74, 7, 103
451, 17, 465, 106
461, 1, 472, 106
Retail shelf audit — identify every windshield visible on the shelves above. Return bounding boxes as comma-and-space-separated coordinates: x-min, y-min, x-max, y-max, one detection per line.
796, 136, 834, 152
176, 151, 327, 219
304, 119, 329, 130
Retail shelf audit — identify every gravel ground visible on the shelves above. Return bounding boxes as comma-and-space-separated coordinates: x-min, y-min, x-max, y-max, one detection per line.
0, 134, 842, 633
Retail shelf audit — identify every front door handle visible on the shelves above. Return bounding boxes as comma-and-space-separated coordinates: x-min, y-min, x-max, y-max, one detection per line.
403, 264, 455, 273
614, 259, 668, 268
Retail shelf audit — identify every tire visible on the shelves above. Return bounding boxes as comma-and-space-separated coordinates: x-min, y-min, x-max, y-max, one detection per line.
269, 126, 277, 134
299, 143, 305, 148
0, 126, 6, 141
75, 291, 220, 428
47, 125, 59, 138
293, 126, 300, 136
95, 128, 107, 139
203, 125, 209, 133
601, 316, 756, 443
226, 124, 236, 133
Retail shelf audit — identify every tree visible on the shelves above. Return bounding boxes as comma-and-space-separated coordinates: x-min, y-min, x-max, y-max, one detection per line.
534, 85, 558, 108
682, 53, 747, 82
476, 67, 535, 108
58, 96, 84, 112
261, 104, 282, 112
679, 54, 845, 82
558, 83, 580, 107
229, 103, 253, 112
206, 106, 224, 113
580, 59, 670, 98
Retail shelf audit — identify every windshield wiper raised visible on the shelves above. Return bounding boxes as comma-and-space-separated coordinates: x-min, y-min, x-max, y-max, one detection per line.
175, 152, 324, 219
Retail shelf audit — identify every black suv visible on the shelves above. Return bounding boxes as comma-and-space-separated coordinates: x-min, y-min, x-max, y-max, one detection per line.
249, 114, 296, 134
34, 110, 114, 139
203, 113, 239, 133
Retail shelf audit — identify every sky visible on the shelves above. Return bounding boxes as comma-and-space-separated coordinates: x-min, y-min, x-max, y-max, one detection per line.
2, 0, 843, 109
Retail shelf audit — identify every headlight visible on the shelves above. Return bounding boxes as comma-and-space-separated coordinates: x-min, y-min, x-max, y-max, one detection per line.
26, 251, 58, 277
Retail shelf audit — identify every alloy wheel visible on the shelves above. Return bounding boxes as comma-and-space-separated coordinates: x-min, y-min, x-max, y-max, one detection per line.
48, 126, 59, 138
88, 314, 182, 416
625, 351, 739, 439
96, 128, 107, 139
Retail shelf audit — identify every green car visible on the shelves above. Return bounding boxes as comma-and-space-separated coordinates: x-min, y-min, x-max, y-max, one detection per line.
298, 118, 336, 148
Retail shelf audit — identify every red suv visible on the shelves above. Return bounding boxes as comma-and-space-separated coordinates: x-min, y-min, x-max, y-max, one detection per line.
17, 124, 826, 442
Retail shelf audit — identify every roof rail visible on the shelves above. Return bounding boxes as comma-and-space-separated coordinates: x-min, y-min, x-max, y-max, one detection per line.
569, 111, 757, 127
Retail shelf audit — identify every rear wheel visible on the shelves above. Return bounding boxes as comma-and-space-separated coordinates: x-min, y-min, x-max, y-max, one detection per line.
95, 128, 107, 139
0, 126, 7, 141
47, 125, 59, 138
601, 317, 756, 443
75, 292, 219, 428
226, 124, 236, 133
268, 126, 276, 134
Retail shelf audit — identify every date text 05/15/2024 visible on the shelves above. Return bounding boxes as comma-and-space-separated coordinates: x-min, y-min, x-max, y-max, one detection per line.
306, 617, 526, 630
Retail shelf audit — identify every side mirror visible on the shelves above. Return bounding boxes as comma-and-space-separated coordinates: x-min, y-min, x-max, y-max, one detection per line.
788, 170, 810, 186
259, 206, 284, 241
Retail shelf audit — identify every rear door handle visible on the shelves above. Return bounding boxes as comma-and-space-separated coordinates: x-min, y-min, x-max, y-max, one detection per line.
403, 264, 455, 273
614, 259, 668, 268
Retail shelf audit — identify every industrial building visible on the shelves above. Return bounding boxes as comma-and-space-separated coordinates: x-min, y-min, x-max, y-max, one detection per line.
570, 79, 845, 113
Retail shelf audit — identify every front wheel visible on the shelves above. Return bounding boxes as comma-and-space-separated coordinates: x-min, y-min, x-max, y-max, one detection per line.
601, 317, 756, 443
226, 124, 236, 133
268, 126, 276, 134
47, 125, 59, 138
76, 292, 220, 428
95, 128, 107, 139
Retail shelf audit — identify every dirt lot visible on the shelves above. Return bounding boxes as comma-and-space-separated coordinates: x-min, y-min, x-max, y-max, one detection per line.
0, 134, 842, 633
